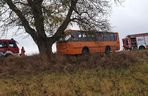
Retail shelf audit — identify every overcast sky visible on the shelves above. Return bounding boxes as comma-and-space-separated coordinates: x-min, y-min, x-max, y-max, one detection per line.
111, 0, 148, 37
3, 0, 148, 55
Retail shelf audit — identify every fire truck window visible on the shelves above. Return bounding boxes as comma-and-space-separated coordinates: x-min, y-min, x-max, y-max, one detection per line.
9, 42, 17, 47
0, 42, 3, 48
9, 43, 14, 47
3, 42, 8, 48
126, 40, 128, 45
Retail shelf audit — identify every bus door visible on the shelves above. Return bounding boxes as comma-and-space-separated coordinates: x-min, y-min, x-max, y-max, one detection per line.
82, 31, 97, 53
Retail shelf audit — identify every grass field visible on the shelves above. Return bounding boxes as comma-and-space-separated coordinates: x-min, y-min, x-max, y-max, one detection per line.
0, 50, 148, 96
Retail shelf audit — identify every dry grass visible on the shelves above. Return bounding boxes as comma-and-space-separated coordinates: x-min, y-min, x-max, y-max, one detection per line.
1, 50, 147, 75
0, 50, 148, 96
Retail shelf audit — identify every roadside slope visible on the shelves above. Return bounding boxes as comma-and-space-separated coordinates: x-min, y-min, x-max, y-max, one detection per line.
0, 50, 148, 96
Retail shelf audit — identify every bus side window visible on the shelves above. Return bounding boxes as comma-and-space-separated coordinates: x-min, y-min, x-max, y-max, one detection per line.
107, 33, 111, 41
97, 33, 103, 41
82, 33, 86, 38
78, 33, 84, 41
81, 33, 87, 41
88, 33, 96, 41
71, 33, 78, 41
110, 34, 114, 41
113, 34, 117, 41
78, 34, 82, 38
103, 33, 110, 41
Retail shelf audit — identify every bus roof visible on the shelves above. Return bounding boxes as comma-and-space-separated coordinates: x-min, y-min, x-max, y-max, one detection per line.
65, 30, 118, 34
127, 32, 148, 37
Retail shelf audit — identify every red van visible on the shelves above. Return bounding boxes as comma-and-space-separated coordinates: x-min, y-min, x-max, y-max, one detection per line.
0, 39, 19, 57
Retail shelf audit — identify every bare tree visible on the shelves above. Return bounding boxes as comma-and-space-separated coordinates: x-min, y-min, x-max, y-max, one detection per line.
0, 0, 119, 55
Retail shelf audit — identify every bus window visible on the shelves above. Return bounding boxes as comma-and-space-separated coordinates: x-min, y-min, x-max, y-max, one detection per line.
65, 34, 72, 41
78, 34, 82, 38
110, 34, 113, 41
104, 33, 111, 41
110, 33, 117, 41
96, 32, 103, 41
62, 31, 96, 41
113, 34, 117, 41
71, 32, 82, 41
86, 32, 96, 41
59, 32, 85, 41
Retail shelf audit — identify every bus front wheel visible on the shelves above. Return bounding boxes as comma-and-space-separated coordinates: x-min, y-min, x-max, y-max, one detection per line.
82, 48, 89, 56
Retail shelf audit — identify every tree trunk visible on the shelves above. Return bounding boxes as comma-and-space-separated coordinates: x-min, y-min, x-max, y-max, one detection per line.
35, 37, 53, 57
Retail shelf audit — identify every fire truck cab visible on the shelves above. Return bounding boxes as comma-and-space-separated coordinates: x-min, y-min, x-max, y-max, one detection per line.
0, 39, 20, 57
122, 33, 148, 50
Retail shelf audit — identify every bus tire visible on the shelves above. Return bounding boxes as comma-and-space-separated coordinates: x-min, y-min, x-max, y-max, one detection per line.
105, 46, 111, 55
139, 46, 145, 50
82, 47, 89, 56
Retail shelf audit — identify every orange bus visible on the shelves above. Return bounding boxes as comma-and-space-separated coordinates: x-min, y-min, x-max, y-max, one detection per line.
56, 30, 120, 55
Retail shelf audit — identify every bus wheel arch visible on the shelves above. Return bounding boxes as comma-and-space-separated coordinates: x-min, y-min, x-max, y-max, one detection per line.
82, 47, 89, 55
139, 45, 145, 50
105, 46, 111, 55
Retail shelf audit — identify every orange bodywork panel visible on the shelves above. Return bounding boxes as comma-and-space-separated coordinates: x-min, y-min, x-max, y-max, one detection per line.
57, 41, 98, 55
57, 41, 120, 55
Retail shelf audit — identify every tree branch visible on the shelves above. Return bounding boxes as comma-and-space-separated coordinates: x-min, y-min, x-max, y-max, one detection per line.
29, 1, 46, 38
5, 0, 37, 41
50, 0, 78, 43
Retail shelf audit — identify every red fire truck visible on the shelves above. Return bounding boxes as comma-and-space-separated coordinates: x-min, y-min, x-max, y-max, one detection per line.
0, 39, 20, 57
122, 33, 148, 50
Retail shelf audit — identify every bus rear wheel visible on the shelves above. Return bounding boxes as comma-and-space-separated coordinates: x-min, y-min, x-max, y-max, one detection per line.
105, 46, 111, 55
82, 48, 89, 61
